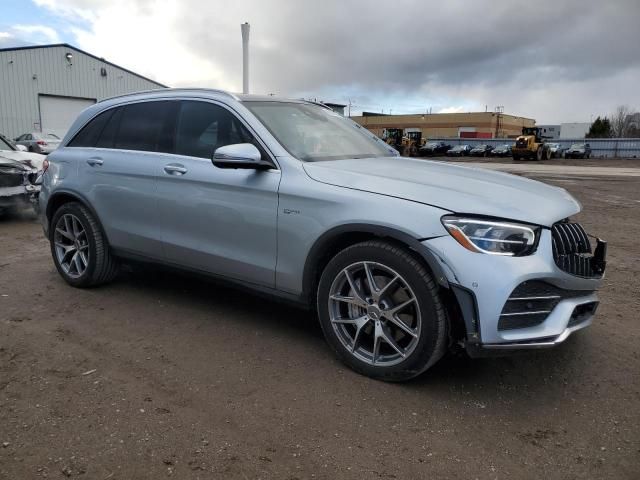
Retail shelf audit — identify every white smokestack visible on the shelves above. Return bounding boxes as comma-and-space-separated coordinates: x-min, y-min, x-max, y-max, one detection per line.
241, 22, 250, 94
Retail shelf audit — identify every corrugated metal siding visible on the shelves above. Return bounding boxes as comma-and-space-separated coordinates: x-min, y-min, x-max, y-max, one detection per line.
0, 46, 165, 138
428, 138, 640, 158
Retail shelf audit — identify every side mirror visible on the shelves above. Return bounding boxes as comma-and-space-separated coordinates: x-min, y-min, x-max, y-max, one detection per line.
212, 143, 271, 170
16, 144, 28, 152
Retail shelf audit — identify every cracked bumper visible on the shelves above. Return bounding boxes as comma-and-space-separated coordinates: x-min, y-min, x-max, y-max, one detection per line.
423, 228, 604, 349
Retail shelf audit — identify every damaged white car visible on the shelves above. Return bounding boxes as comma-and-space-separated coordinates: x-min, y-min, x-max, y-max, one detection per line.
0, 133, 42, 214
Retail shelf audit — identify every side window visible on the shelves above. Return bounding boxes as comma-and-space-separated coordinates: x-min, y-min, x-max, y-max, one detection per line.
114, 101, 171, 152
25, 134, 32, 141
96, 107, 123, 149
68, 109, 115, 147
174, 101, 258, 159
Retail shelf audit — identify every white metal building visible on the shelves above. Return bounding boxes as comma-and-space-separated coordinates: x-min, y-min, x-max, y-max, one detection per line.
537, 124, 561, 140
0, 43, 166, 139
559, 122, 590, 139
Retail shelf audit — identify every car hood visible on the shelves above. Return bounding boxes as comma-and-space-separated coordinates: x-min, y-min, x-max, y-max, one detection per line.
0, 150, 44, 170
303, 157, 581, 227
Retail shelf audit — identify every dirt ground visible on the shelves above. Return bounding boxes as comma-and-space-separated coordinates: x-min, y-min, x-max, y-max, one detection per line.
1, 160, 639, 479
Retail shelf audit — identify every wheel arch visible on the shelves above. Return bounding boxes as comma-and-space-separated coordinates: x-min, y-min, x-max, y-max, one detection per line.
302, 224, 477, 349
46, 190, 109, 243
301, 224, 450, 304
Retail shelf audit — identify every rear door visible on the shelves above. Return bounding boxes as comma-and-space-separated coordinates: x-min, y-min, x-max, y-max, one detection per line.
68, 100, 176, 258
156, 100, 280, 287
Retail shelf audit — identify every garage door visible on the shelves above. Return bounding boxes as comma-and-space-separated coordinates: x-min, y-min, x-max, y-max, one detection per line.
39, 95, 96, 139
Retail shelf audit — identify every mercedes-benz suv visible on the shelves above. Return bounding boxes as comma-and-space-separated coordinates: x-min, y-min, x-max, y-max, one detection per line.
39, 89, 607, 381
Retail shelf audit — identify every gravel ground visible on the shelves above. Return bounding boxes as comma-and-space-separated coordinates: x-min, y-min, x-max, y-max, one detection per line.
1, 162, 639, 479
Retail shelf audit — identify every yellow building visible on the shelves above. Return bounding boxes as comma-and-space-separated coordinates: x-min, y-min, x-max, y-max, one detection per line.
351, 112, 535, 139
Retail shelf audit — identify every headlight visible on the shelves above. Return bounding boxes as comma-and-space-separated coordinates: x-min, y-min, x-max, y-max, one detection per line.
442, 216, 539, 256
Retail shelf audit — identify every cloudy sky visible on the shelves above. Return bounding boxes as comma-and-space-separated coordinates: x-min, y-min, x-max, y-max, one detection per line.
1, 0, 639, 123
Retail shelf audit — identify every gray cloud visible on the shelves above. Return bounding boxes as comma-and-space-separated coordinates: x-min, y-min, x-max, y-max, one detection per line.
22, 0, 640, 122
173, 0, 638, 89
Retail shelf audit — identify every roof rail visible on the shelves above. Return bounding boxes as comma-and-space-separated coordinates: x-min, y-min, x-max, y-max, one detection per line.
303, 99, 333, 111
100, 88, 239, 103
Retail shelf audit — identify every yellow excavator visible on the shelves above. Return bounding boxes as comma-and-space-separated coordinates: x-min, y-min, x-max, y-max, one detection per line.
512, 127, 552, 161
383, 128, 423, 156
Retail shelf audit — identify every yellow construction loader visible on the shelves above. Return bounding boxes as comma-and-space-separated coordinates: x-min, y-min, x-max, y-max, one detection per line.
512, 127, 552, 161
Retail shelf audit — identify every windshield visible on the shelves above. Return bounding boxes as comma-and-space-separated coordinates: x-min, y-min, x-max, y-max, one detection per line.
570, 143, 584, 149
0, 136, 15, 151
244, 101, 394, 161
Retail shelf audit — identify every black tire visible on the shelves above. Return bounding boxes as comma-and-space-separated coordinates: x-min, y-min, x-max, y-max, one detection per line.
316, 240, 448, 381
536, 147, 543, 161
49, 202, 119, 288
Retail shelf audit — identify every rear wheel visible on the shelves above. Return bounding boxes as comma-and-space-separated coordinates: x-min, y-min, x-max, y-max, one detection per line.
50, 202, 119, 288
317, 241, 448, 381
536, 147, 543, 161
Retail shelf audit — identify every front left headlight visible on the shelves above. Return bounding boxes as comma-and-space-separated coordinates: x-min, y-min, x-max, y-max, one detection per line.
442, 216, 540, 256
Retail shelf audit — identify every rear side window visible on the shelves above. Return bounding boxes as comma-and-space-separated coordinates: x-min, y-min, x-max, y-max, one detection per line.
114, 101, 171, 152
174, 101, 256, 159
68, 109, 115, 147
96, 107, 123, 148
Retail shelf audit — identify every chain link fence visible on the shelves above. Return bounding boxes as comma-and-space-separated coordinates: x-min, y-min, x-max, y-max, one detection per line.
427, 138, 640, 158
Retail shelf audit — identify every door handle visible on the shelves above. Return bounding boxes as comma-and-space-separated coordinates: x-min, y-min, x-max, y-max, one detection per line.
164, 164, 188, 175
86, 157, 103, 166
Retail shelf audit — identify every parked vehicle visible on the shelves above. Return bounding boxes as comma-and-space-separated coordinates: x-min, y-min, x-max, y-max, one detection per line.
40, 89, 607, 381
547, 143, 565, 158
492, 144, 512, 157
512, 127, 551, 161
0, 157, 39, 215
564, 143, 592, 159
382, 128, 405, 155
1, 133, 46, 171
469, 144, 494, 157
446, 144, 472, 156
419, 141, 451, 156
15, 132, 61, 154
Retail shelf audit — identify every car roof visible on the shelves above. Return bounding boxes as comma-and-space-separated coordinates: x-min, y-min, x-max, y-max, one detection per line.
101, 88, 310, 106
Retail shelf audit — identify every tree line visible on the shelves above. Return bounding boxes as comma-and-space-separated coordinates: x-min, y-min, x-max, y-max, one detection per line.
587, 105, 640, 138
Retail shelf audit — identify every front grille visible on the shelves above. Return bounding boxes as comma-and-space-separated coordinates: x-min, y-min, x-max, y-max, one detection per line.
551, 222, 603, 278
498, 281, 593, 331
0, 171, 26, 188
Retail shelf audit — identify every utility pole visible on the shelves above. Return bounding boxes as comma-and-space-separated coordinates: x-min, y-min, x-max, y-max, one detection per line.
241, 22, 250, 94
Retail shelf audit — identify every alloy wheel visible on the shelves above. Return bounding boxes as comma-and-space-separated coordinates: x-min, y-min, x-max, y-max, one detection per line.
53, 214, 90, 278
328, 261, 422, 367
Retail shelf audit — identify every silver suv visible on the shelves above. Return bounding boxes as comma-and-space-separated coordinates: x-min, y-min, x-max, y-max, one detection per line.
39, 89, 607, 381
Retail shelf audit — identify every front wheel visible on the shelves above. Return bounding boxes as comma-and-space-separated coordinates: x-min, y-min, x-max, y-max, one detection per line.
317, 241, 448, 381
50, 202, 119, 288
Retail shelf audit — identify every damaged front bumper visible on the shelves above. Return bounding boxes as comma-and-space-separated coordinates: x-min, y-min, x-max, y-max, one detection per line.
423, 225, 606, 356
